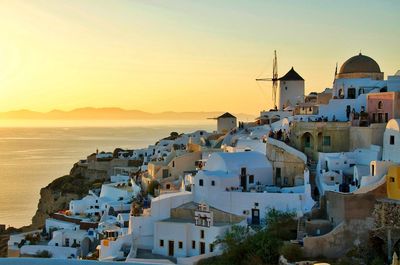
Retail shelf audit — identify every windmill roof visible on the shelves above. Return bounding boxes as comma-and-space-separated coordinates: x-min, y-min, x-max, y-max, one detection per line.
279, 67, 304, 81
217, 112, 236, 119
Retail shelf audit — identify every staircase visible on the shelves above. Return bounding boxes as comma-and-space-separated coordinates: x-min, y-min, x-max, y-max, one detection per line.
308, 160, 317, 176
296, 216, 307, 241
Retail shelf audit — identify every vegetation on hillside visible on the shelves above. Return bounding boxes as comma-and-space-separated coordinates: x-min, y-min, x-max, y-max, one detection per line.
47, 174, 105, 197
198, 209, 298, 265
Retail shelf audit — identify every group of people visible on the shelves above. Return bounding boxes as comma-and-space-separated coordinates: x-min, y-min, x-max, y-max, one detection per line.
268, 129, 290, 144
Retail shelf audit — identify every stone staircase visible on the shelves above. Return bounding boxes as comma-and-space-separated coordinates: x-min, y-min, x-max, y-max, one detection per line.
296, 216, 307, 241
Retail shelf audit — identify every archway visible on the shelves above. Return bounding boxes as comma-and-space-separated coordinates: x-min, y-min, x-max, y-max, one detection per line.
301, 132, 314, 158
80, 237, 92, 257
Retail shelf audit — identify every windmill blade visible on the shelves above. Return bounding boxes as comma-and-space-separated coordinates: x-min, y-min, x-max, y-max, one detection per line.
255, 50, 279, 108
255, 78, 273, 81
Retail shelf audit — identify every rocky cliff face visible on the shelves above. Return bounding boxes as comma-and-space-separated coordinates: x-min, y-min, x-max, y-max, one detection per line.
30, 163, 105, 229
0, 234, 9, 257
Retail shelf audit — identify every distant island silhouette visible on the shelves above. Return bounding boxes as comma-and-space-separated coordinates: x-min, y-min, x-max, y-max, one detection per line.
0, 107, 255, 121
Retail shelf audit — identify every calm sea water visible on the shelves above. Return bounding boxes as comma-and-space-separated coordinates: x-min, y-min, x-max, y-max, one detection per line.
0, 120, 215, 228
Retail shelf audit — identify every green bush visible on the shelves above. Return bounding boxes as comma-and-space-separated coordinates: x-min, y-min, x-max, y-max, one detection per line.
200, 209, 297, 265
280, 243, 304, 262
147, 180, 160, 196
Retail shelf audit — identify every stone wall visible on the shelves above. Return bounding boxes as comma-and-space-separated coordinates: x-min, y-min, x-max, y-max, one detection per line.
303, 219, 374, 258
349, 123, 385, 150
303, 181, 387, 258
290, 121, 351, 160
326, 181, 386, 227
266, 141, 305, 186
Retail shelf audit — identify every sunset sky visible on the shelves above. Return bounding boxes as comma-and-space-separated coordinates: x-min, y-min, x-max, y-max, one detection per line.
0, 0, 399, 115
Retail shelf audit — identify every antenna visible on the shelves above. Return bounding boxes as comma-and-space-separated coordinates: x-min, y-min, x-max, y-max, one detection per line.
256, 50, 279, 109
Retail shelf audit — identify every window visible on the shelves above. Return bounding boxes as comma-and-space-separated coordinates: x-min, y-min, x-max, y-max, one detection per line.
211, 180, 215, 186
285, 86, 288, 90
249, 175, 254, 184
160, 240, 164, 247
200, 230, 205, 239
199, 179, 204, 186
65, 238, 70, 247
390, 177, 395, 183
372, 164, 375, 176
178, 241, 183, 249
192, 241, 196, 249
378, 101, 383, 110
330, 176, 335, 181
390, 135, 395, 145
323, 136, 331, 146
209, 244, 214, 252
385, 113, 389, 122
347, 88, 356, 99
166, 184, 170, 190
172, 161, 175, 167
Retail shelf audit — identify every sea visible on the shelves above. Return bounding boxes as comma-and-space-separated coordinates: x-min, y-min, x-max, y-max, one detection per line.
0, 120, 215, 228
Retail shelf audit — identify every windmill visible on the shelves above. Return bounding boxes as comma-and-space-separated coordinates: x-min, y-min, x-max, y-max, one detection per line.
256, 50, 278, 109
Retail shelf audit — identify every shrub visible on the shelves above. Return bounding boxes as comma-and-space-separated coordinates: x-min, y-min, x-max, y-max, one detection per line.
147, 180, 160, 196
280, 243, 304, 262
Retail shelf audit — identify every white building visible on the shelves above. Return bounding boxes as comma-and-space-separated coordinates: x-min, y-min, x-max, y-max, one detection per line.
382, 119, 400, 163
194, 151, 273, 197
152, 203, 245, 258
193, 151, 314, 218
317, 53, 400, 121
316, 145, 386, 194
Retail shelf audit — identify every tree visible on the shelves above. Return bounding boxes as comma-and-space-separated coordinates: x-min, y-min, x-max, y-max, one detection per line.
201, 209, 297, 265
147, 180, 160, 196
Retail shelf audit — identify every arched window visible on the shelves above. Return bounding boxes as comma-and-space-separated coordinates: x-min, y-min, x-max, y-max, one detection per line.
378, 101, 383, 110
338, 89, 344, 99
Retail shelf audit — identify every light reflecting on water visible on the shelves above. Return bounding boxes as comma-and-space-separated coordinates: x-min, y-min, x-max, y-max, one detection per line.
0, 120, 214, 227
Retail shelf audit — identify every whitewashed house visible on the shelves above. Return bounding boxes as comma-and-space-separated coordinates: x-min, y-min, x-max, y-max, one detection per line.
382, 119, 400, 163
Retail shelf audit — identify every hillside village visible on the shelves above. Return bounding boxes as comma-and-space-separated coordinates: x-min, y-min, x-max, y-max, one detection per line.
6, 53, 400, 264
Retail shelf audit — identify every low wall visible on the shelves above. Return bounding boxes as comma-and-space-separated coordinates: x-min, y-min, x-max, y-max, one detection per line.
303, 219, 374, 258
20, 245, 78, 259
177, 251, 222, 265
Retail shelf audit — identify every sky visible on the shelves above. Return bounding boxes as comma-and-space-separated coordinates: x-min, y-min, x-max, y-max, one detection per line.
0, 0, 399, 115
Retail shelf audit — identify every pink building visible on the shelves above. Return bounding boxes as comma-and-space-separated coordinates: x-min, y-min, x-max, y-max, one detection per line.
367, 92, 400, 123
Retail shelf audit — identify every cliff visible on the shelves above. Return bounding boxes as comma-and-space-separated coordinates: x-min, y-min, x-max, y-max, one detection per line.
30, 163, 105, 229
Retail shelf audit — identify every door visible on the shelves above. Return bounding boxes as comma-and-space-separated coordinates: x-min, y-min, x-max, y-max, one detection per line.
378, 113, 383, 123
200, 242, 205, 255
251, 208, 260, 225
240, 167, 247, 191
168, 241, 174, 256
276, 167, 282, 186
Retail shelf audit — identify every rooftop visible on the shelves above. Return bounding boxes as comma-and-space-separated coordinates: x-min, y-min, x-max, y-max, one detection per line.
339, 53, 381, 74
279, 67, 304, 81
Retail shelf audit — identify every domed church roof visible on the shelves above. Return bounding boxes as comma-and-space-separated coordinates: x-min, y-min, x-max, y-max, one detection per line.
339, 53, 381, 74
